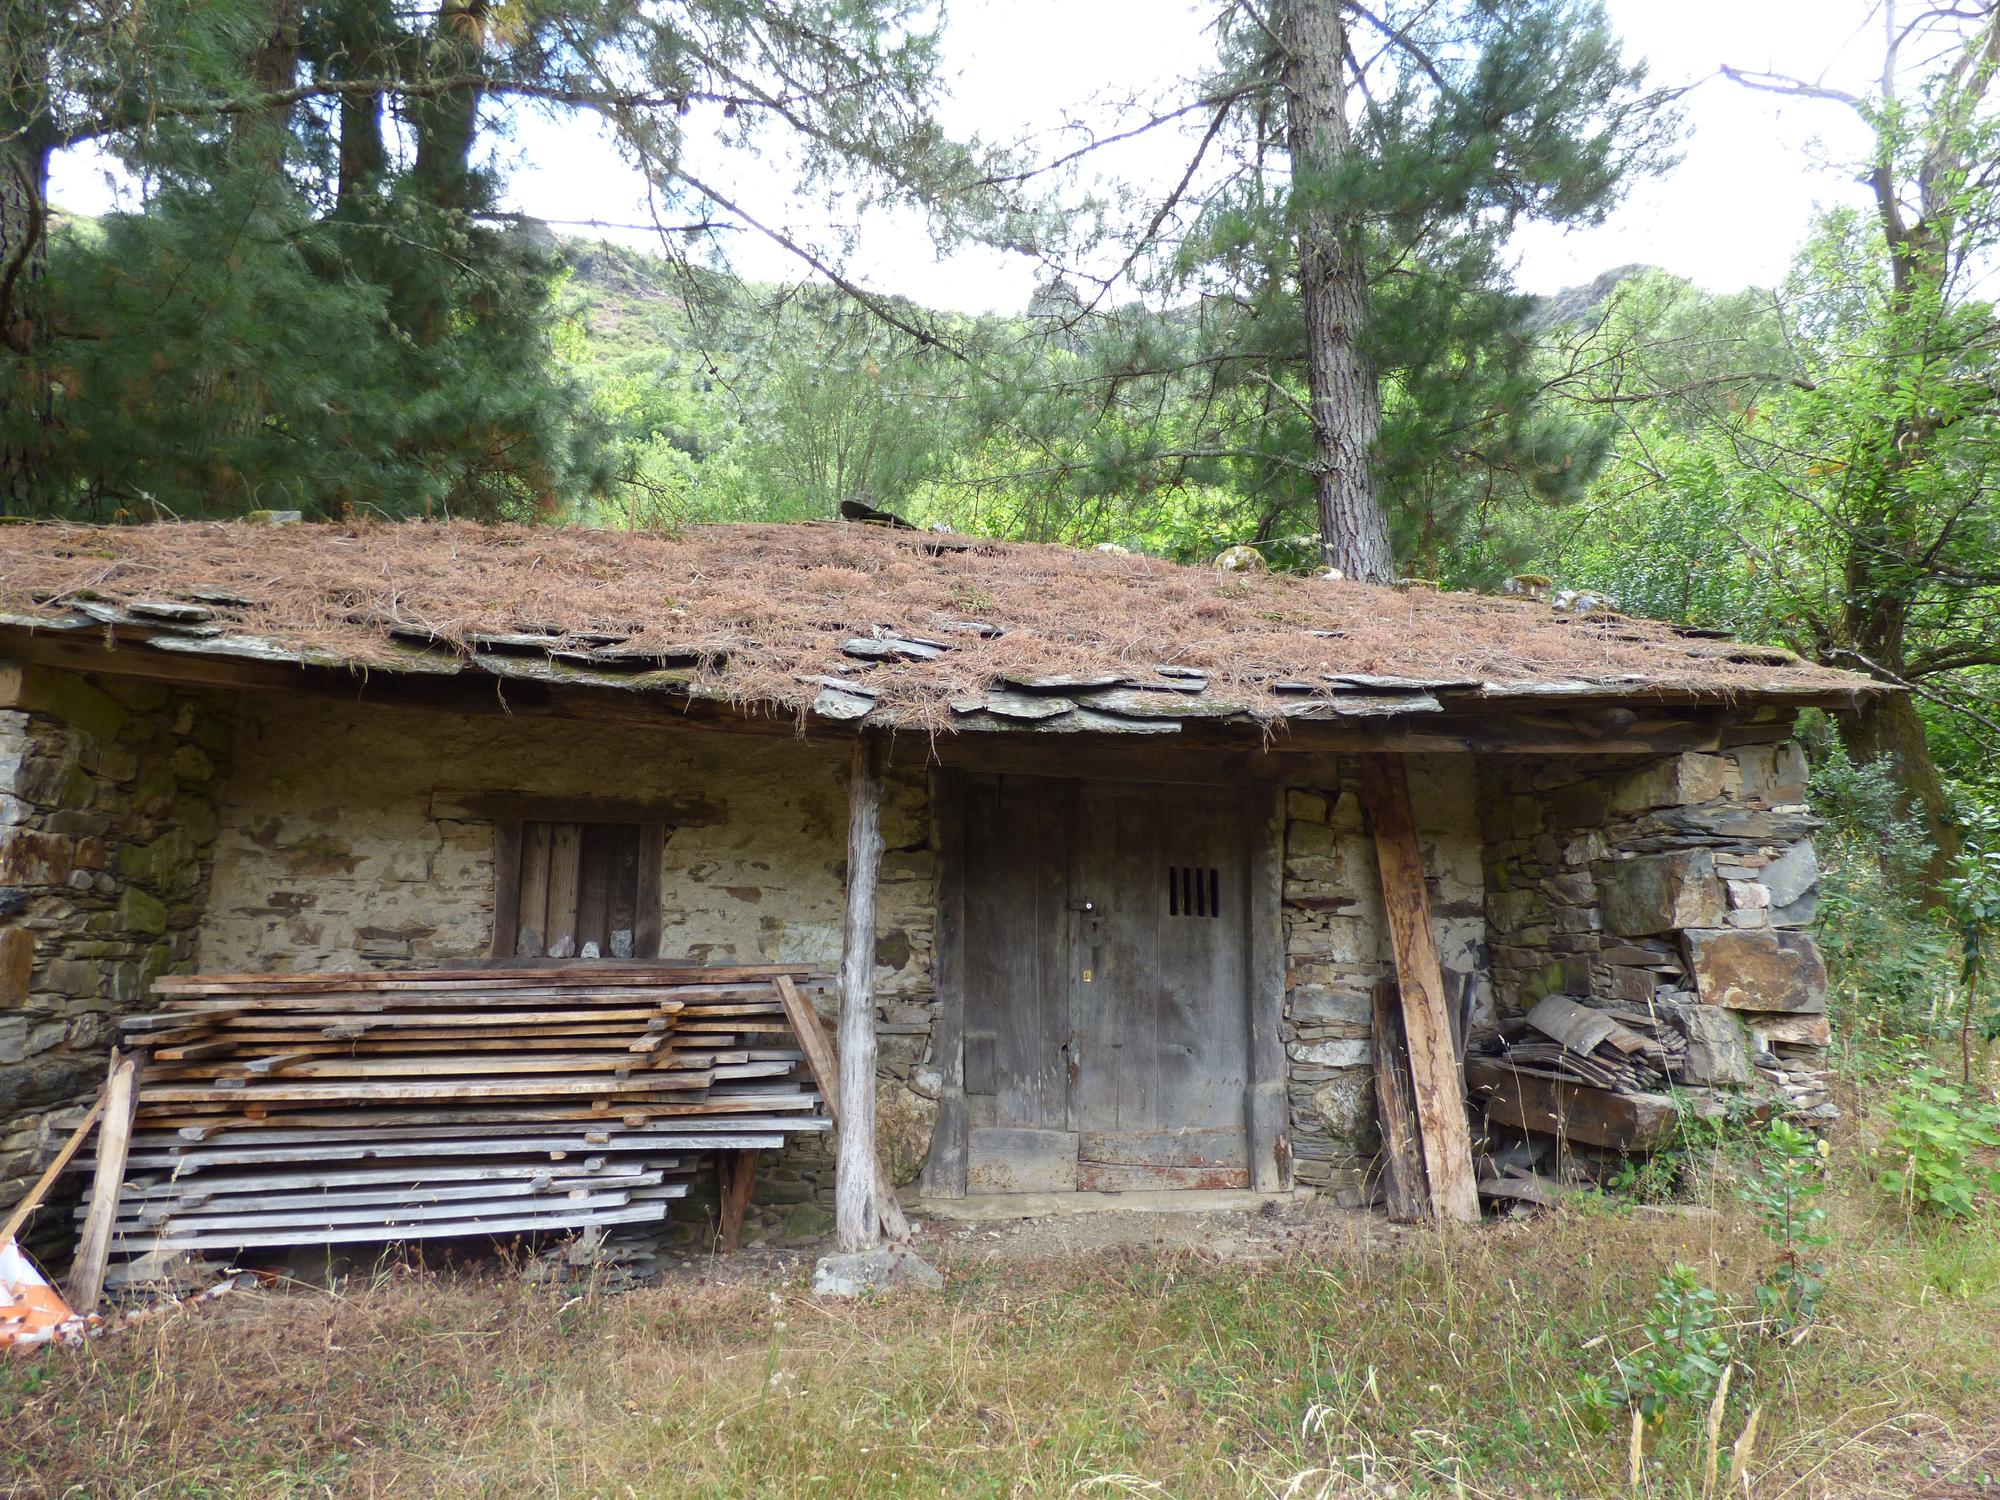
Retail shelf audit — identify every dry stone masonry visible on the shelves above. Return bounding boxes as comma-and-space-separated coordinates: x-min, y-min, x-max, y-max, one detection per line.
0, 667, 228, 1255
1479, 722, 1834, 1129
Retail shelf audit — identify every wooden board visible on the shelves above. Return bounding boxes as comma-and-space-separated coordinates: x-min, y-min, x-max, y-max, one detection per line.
1369, 977, 1430, 1224
1465, 1058, 1679, 1152
1360, 755, 1481, 1223
67, 1054, 137, 1308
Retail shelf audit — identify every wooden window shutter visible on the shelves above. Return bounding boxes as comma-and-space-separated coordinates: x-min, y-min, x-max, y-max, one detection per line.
491, 820, 664, 960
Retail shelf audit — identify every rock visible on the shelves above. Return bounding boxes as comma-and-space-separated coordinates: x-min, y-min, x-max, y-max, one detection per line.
1600, 849, 1724, 936
782, 1204, 835, 1243
1215, 545, 1268, 573
1681, 929, 1828, 1013
1674, 1005, 1755, 1086
1606, 754, 1729, 814
1309, 1068, 1376, 1140
811, 1244, 943, 1298
1769, 891, 1819, 928
0, 926, 32, 1001
1727, 881, 1771, 910
1740, 1012, 1832, 1048
1287, 985, 1372, 1026
876, 1077, 939, 1187
118, 886, 169, 936
1290, 1038, 1372, 1067
1760, 841, 1819, 908
1732, 743, 1808, 803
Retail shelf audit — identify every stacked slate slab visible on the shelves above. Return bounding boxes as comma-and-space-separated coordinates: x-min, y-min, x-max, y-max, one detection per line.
1477, 732, 1836, 1142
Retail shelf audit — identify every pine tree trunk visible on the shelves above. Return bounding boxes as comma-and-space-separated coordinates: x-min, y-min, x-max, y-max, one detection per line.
1280, 0, 1394, 583
0, 123, 53, 510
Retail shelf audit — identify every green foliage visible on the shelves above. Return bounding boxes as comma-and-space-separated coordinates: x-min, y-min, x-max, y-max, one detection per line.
1739, 1119, 1831, 1332
1580, 1264, 1733, 1423
1944, 805, 2000, 1047
1878, 1065, 2000, 1218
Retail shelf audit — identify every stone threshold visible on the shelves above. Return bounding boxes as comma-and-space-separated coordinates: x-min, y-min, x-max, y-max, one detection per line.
908, 1187, 1312, 1222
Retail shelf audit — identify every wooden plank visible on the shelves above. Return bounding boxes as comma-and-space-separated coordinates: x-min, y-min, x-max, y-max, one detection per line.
576, 823, 613, 960
490, 821, 524, 960
966, 1127, 1080, 1193
515, 822, 552, 957
438, 791, 722, 827
1245, 784, 1289, 1191
1076, 1162, 1251, 1192
151, 964, 813, 994
0, 1095, 106, 1246
606, 823, 639, 961
773, 976, 839, 1117
67, 1054, 137, 1308
1465, 1059, 1678, 1152
918, 768, 968, 1198
544, 822, 584, 958
1359, 754, 1480, 1223
1369, 977, 1430, 1224
112, 1202, 673, 1255
717, 1151, 757, 1253
633, 824, 665, 960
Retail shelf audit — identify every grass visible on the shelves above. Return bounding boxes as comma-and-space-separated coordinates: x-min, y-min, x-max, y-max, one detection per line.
5, 1147, 1999, 1500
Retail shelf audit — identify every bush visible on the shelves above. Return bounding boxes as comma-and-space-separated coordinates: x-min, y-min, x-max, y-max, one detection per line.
1878, 1065, 2000, 1218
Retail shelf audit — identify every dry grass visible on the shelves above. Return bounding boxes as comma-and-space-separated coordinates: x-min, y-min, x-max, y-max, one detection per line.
0, 520, 1868, 729
5, 1167, 1997, 1499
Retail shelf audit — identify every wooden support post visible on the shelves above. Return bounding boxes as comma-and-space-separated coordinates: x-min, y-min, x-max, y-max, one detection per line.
67, 1052, 138, 1308
1369, 978, 1430, 1223
1359, 755, 1481, 1223
1245, 785, 1290, 1191
717, 1151, 758, 1253
835, 733, 903, 1251
775, 973, 907, 1242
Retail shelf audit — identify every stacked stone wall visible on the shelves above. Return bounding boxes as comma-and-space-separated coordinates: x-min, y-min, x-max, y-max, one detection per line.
0, 666, 229, 1252
1281, 755, 1488, 1202
1480, 725, 1832, 1117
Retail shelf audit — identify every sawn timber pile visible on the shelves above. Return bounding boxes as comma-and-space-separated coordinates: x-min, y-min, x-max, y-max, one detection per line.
95, 965, 831, 1272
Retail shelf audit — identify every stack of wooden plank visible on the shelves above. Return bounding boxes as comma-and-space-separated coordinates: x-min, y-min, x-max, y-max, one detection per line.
91, 965, 831, 1273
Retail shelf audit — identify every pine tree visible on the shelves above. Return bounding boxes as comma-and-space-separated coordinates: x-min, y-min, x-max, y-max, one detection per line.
981, 0, 1673, 579
2, 0, 997, 517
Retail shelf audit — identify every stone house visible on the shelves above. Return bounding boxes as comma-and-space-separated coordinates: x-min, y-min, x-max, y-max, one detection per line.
0, 520, 1877, 1250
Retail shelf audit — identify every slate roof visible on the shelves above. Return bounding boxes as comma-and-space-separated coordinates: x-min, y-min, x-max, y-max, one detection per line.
0, 520, 1878, 732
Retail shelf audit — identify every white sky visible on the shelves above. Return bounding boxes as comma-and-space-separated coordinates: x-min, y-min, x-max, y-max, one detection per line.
51, 0, 1887, 315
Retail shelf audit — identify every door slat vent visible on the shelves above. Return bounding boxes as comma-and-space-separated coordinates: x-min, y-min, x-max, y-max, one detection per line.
1168, 865, 1221, 918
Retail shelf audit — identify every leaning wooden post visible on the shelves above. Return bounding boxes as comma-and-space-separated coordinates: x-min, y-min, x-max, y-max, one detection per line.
1359, 754, 1481, 1223
836, 732, 887, 1252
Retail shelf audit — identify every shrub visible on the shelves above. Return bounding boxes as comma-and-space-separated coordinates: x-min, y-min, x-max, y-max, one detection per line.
1878, 1065, 2000, 1218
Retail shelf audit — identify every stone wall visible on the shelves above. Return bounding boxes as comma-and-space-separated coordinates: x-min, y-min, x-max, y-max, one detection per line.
198, 694, 939, 1239
0, 665, 229, 1250
1282, 755, 1488, 1203
1480, 725, 1832, 1117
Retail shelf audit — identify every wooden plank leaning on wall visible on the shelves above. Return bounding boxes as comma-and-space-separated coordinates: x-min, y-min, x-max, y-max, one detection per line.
1359, 755, 1481, 1223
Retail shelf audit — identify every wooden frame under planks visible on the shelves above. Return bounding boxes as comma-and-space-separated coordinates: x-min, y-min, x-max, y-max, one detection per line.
94, 965, 833, 1275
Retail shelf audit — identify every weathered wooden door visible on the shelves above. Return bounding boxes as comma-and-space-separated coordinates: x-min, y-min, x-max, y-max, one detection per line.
957, 774, 1254, 1194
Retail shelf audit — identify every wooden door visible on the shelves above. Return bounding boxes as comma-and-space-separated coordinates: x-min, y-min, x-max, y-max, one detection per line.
960, 774, 1077, 1191
1073, 783, 1251, 1190
955, 774, 1253, 1194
